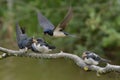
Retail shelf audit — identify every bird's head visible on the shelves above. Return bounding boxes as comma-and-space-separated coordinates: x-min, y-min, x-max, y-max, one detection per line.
39, 40, 56, 50
31, 37, 38, 43
26, 37, 36, 49
37, 38, 44, 43
44, 30, 53, 36
82, 51, 91, 59
28, 37, 35, 43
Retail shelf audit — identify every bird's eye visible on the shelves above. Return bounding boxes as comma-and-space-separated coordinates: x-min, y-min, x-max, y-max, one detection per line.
86, 52, 89, 54
86, 56, 89, 59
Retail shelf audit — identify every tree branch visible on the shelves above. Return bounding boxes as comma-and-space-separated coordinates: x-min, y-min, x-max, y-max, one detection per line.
0, 46, 120, 75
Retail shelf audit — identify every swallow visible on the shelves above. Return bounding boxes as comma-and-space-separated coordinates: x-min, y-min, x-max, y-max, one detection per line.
31, 38, 56, 53
16, 23, 35, 50
82, 51, 111, 65
37, 7, 74, 37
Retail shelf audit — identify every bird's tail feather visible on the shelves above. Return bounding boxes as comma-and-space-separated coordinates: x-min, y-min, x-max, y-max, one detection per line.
100, 58, 111, 63
44, 42, 56, 49
68, 34, 80, 38
48, 45, 56, 49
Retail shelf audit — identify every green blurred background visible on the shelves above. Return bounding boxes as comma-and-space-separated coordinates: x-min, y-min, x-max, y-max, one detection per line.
0, 0, 120, 80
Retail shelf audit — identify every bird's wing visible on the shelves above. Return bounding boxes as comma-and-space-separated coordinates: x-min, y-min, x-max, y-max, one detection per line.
16, 23, 28, 43
31, 43, 39, 52
54, 7, 73, 31
37, 11, 55, 31
100, 58, 111, 63
88, 53, 101, 61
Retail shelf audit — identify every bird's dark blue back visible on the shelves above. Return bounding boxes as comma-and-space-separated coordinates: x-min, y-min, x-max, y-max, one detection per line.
87, 53, 101, 61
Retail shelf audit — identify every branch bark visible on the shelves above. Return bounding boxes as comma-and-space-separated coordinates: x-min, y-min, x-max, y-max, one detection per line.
0, 46, 120, 75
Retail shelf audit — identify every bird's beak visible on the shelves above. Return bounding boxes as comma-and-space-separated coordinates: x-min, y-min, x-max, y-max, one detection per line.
32, 37, 37, 43
33, 39, 37, 43
82, 52, 87, 59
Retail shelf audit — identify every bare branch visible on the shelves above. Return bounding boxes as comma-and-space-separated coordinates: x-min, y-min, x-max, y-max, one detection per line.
0, 46, 120, 75
0, 47, 27, 55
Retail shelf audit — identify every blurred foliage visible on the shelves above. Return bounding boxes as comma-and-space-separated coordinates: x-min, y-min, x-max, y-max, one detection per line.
0, 0, 120, 62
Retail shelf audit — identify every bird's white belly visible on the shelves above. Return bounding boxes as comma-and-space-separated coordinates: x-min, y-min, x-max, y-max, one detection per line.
53, 31, 66, 37
38, 45, 51, 53
84, 58, 98, 65
32, 43, 51, 53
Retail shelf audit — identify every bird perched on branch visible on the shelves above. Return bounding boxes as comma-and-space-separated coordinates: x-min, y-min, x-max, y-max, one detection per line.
37, 7, 75, 37
31, 38, 56, 53
16, 23, 35, 51
82, 51, 111, 65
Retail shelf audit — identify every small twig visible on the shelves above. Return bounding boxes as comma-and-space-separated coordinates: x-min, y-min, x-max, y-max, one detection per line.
0, 47, 27, 55
0, 53, 9, 59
